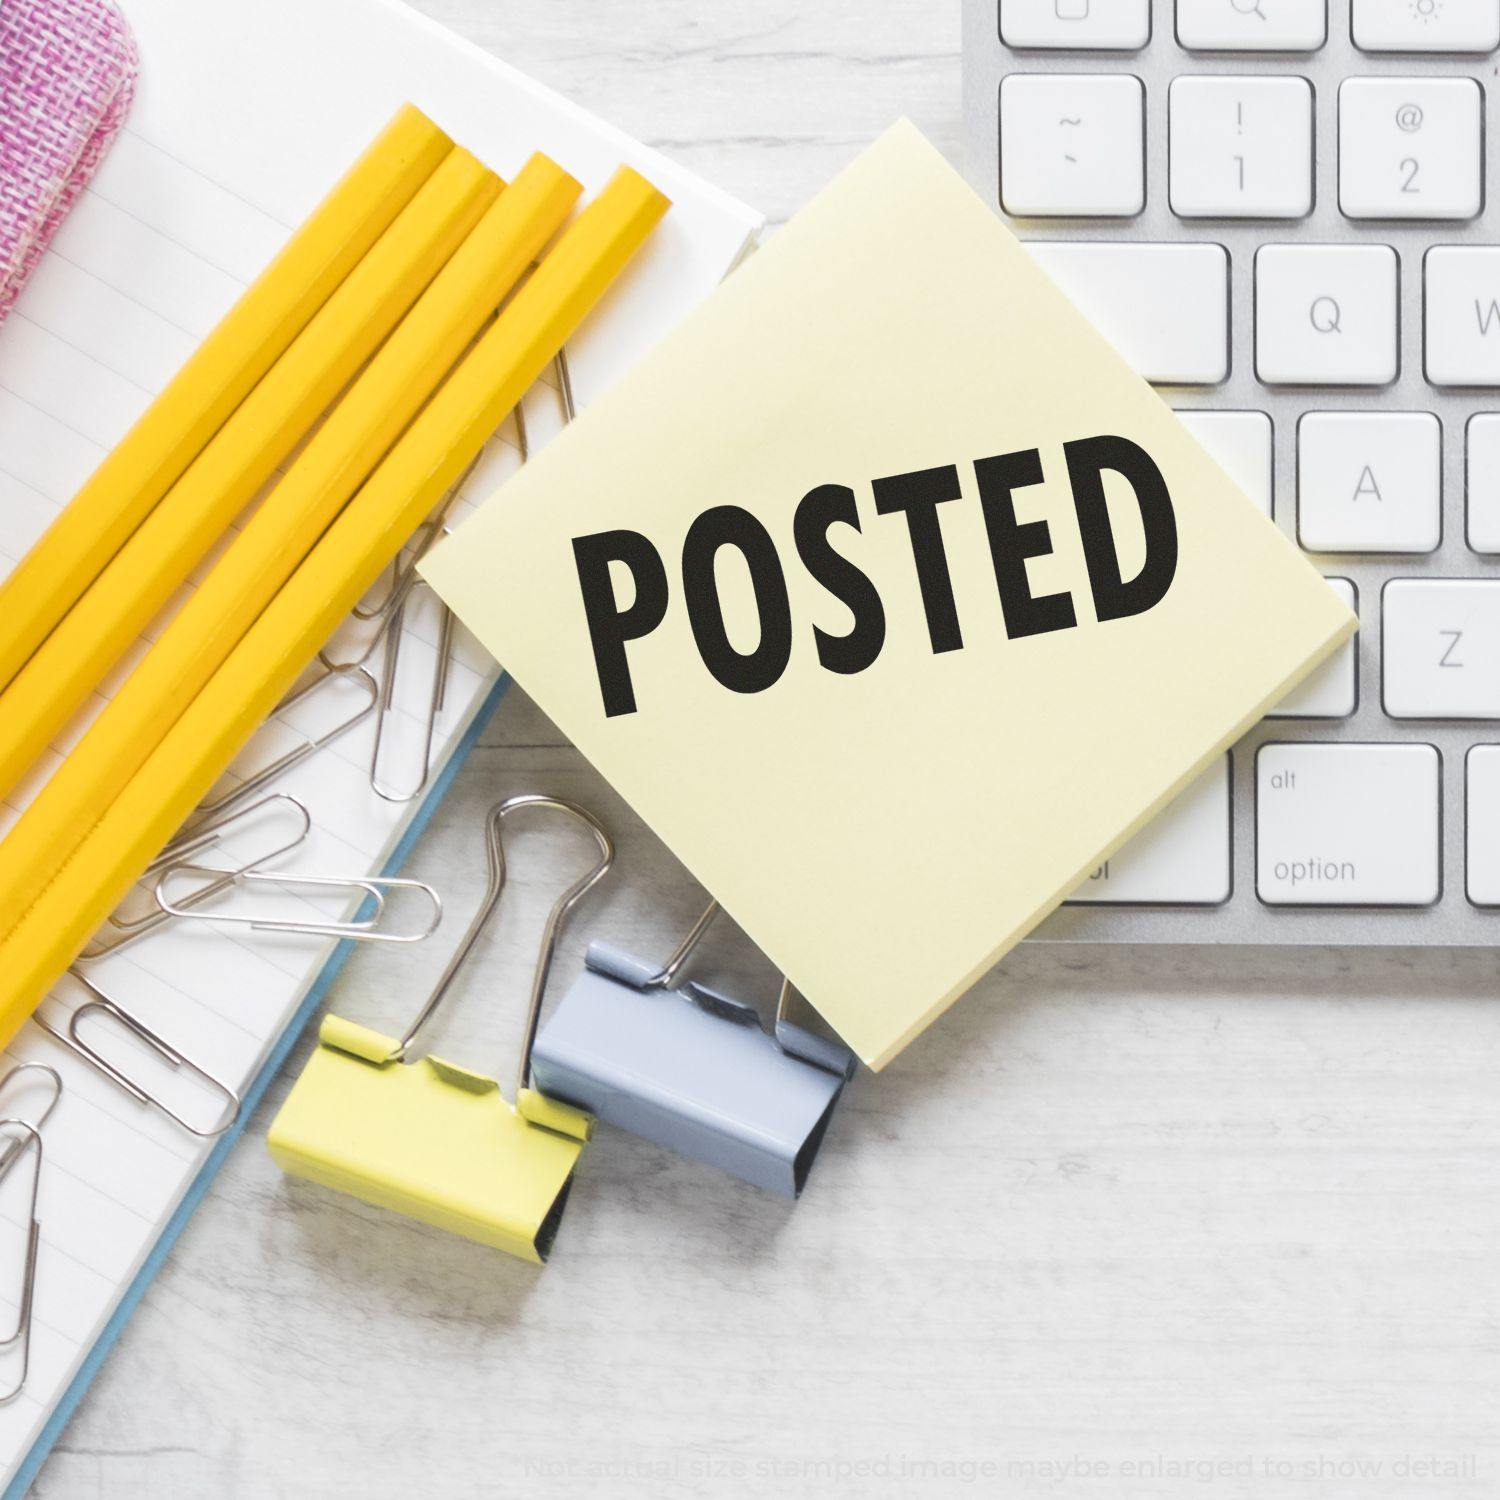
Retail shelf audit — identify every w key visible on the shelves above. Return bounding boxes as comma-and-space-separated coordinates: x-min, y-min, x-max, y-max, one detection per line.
1427, 248, 1500, 386
1383, 579, 1500, 718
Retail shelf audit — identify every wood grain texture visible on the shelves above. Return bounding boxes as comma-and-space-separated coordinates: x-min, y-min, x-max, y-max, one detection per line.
33, 4, 1500, 1497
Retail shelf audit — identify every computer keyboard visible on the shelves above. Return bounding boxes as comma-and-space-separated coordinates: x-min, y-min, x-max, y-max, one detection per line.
962, 0, 1500, 943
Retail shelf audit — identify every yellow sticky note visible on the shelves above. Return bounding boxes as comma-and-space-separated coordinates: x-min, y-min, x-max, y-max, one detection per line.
422, 121, 1354, 1070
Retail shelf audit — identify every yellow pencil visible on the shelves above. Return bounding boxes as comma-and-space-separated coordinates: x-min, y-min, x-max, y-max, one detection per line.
0, 145, 501, 803
0, 153, 582, 941
0, 104, 451, 698
0, 166, 670, 1042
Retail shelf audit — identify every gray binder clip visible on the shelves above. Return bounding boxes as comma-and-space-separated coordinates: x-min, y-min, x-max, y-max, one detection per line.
530, 900, 856, 1198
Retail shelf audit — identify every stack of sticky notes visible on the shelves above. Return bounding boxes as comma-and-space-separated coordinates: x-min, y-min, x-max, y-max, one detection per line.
423, 120, 1355, 1069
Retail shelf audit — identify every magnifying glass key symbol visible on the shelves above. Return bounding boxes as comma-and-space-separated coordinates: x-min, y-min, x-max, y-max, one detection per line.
1230, 0, 1268, 18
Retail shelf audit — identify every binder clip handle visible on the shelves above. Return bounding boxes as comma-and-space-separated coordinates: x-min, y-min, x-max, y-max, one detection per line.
384, 795, 614, 1109
621, 899, 856, 1079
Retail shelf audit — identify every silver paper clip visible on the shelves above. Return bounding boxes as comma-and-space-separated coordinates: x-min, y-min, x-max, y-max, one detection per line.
362, 349, 574, 804
322, 450, 480, 676
555, 346, 577, 423
153, 862, 442, 945
512, 347, 576, 457
0, 1063, 61, 1176
79, 794, 313, 961
531, 899, 856, 1198
368, 578, 455, 805
345, 516, 439, 628
193, 662, 377, 824
324, 456, 477, 800
0, 1120, 42, 1405
38, 973, 240, 1138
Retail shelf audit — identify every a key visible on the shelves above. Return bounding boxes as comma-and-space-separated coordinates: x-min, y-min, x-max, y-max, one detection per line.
1174, 409, 1272, 515
1383, 579, 1500, 718
1339, 78, 1482, 221
1255, 244, 1398, 386
1467, 415, 1500, 553
1068, 757, 1230, 905
1169, 76, 1314, 220
1177, 0, 1327, 52
1426, 247, 1500, 387
1001, 74, 1145, 217
1297, 411, 1440, 552
1465, 747, 1500, 905
1001, 0, 1151, 49
1353, 0, 1500, 53
1028, 242, 1229, 384
1269, 578, 1357, 717
1257, 742, 1440, 906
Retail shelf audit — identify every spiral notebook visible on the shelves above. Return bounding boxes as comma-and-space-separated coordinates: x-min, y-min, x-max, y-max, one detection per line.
0, 0, 760, 1490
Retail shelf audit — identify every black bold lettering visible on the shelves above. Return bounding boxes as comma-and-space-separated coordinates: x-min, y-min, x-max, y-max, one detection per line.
571, 530, 670, 718
680, 505, 793, 695
973, 448, 1077, 640
1064, 435, 1178, 623
793, 483, 886, 675
871, 465, 965, 654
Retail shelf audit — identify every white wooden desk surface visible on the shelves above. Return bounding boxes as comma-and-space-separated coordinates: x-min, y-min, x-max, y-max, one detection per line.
34, 4, 1500, 1496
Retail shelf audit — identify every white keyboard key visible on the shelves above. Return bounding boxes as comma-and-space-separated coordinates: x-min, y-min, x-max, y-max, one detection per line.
1465, 747, 1500, 905
1070, 758, 1230, 905
1269, 578, 1358, 717
1255, 244, 1398, 386
1001, 75, 1145, 217
1177, 0, 1327, 52
1297, 411, 1440, 552
1383, 579, 1500, 718
1467, 415, 1500, 552
1175, 410, 1272, 515
1029, 242, 1229, 384
1426, 247, 1500, 387
1257, 743, 1440, 906
1338, 78, 1483, 221
1002, 0, 1151, 49
1354, 0, 1500, 53
1169, 75, 1314, 219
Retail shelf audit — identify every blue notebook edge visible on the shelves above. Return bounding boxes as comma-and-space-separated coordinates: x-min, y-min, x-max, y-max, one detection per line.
6, 675, 511, 1499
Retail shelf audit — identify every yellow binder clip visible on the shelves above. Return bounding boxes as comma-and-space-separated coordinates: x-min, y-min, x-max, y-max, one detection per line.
267, 794, 614, 1263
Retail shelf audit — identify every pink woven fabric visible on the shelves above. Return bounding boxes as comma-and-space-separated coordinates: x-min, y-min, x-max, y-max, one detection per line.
0, 0, 138, 321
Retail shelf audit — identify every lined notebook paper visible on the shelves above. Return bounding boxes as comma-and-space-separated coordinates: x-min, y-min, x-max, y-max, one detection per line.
0, 0, 760, 1486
